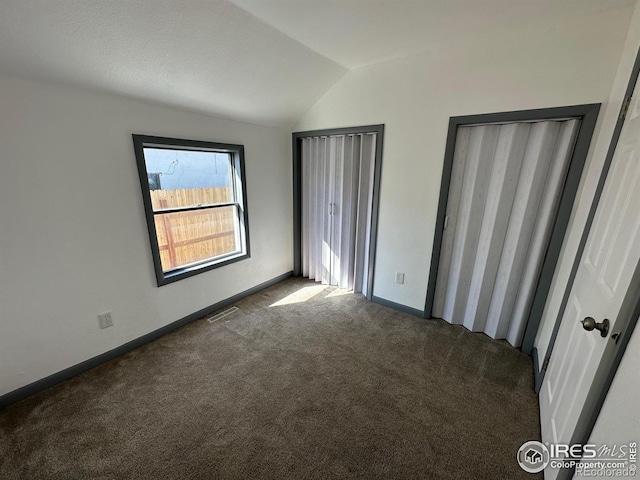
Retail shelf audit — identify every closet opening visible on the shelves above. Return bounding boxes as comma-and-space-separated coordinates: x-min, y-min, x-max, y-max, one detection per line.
292, 125, 384, 300
425, 105, 600, 352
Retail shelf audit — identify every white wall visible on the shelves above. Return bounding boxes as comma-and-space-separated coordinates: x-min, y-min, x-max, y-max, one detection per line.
0, 74, 293, 397
294, 6, 633, 311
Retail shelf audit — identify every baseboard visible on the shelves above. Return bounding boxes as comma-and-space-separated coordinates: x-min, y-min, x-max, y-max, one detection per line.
371, 295, 427, 318
0, 271, 293, 410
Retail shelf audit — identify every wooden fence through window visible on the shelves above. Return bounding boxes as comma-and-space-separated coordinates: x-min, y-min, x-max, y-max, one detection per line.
150, 187, 237, 271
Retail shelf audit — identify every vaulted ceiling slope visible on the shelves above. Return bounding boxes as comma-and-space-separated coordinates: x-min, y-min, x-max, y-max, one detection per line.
0, 0, 346, 127
229, 0, 637, 69
0, 1, 636, 127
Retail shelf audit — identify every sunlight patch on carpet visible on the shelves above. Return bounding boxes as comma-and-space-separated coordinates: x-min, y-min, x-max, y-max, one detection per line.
325, 288, 351, 298
270, 285, 327, 306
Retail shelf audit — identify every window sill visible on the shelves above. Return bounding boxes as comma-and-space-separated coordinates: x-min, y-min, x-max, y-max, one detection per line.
158, 251, 250, 286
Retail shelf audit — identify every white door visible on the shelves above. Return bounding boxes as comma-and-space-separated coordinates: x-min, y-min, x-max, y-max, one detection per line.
539, 76, 640, 479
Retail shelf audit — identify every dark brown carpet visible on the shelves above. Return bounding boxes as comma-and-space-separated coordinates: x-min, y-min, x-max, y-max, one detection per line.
0, 277, 541, 479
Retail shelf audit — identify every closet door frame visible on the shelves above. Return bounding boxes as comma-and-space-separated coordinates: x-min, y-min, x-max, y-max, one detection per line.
424, 104, 600, 354
292, 124, 385, 301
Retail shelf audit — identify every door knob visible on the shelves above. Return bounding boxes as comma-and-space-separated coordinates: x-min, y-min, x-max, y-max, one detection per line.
581, 317, 609, 337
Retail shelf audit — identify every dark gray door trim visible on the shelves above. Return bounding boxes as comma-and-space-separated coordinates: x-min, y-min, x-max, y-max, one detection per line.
292, 124, 385, 301
424, 104, 601, 354
534, 46, 640, 394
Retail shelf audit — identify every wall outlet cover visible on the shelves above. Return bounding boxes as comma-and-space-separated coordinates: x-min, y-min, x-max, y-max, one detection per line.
98, 312, 113, 329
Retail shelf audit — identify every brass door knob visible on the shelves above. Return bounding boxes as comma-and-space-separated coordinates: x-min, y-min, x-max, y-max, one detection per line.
581, 317, 609, 338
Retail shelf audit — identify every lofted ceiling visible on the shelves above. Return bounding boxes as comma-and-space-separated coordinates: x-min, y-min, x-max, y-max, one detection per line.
0, 0, 636, 126
229, 0, 638, 69
0, 0, 346, 126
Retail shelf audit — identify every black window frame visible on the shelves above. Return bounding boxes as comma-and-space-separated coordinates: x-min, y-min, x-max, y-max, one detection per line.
132, 134, 251, 286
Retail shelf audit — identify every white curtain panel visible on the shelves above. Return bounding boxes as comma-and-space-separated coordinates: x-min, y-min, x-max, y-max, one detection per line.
301, 133, 376, 294
433, 119, 580, 347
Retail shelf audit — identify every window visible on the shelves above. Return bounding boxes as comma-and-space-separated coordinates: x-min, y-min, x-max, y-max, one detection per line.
133, 135, 250, 286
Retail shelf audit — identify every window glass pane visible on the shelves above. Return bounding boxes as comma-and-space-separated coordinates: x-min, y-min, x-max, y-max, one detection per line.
143, 147, 233, 210
154, 206, 240, 272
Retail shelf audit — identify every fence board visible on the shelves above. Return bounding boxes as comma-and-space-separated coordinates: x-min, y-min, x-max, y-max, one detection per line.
150, 186, 232, 210
150, 187, 236, 271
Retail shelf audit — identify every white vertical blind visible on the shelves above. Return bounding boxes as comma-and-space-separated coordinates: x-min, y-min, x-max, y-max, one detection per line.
301, 133, 376, 293
433, 119, 580, 347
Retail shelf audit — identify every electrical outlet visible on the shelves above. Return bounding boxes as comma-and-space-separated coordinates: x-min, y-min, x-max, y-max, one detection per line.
98, 312, 113, 329
395, 272, 405, 285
